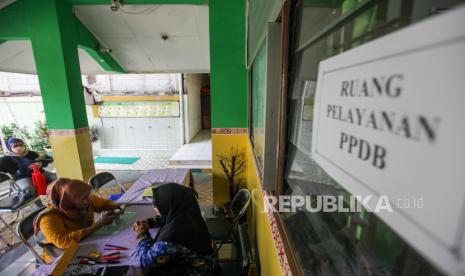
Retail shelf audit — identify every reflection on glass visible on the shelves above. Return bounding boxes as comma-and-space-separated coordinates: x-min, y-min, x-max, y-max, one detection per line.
251, 40, 267, 174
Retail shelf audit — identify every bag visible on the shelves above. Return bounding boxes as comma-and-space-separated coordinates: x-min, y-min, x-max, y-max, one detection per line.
31, 164, 47, 195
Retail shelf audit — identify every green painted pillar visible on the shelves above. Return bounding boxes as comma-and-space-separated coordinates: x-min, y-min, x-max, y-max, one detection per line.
24, 0, 95, 181
209, 0, 248, 129
209, 0, 249, 206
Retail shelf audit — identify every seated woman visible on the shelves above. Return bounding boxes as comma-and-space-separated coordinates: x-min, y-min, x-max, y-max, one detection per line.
133, 183, 216, 275
0, 137, 56, 198
34, 178, 124, 263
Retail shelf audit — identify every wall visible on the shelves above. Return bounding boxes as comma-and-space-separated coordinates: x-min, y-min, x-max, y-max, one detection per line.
0, 72, 40, 93
0, 72, 183, 152
0, 97, 45, 131
99, 117, 181, 150
0, 96, 182, 152
0, 72, 179, 95
82, 74, 180, 94
185, 74, 205, 142
208, 2, 284, 273
246, 140, 283, 276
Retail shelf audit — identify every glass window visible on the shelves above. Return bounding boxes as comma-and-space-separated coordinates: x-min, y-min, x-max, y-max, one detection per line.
250, 40, 267, 175
282, 0, 464, 274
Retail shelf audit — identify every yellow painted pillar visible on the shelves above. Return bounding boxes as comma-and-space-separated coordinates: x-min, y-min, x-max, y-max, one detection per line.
48, 129, 95, 181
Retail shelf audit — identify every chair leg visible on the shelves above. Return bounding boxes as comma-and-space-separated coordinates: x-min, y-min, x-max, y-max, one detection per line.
116, 180, 126, 193
0, 215, 19, 243
8, 180, 18, 197
0, 231, 12, 247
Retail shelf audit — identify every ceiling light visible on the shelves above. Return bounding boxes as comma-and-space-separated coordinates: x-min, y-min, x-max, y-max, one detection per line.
110, 0, 122, 12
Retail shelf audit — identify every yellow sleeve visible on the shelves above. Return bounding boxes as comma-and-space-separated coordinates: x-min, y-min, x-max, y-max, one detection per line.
39, 214, 85, 249
90, 194, 117, 212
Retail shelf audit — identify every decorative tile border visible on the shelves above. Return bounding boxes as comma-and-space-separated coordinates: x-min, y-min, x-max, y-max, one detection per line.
49, 127, 89, 136
101, 95, 179, 102
211, 128, 248, 135
98, 101, 179, 117
265, 193, 292, 276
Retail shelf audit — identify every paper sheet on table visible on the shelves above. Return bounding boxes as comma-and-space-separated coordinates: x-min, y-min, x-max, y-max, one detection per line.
95, 211, 136, 235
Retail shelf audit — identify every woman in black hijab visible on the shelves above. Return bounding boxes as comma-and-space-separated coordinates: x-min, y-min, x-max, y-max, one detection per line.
133, 183, 215, 275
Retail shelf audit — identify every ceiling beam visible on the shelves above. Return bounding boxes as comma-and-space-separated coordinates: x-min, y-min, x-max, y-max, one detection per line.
0, 0, 29, 40
67, 0, 207, 4
75, 18, 125, 73
0, 0, 124, 73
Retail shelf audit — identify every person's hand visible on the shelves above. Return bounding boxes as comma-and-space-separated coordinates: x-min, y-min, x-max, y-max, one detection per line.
31, 162, 43, 169
98, 212, 117, 227
132, 220, 149, 235
115, 204, 126, 215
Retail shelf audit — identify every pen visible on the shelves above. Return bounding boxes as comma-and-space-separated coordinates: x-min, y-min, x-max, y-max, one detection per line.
105, 244, 129, 250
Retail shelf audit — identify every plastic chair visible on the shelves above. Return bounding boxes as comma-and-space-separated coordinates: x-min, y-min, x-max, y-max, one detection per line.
88, 172, 126, 198
206, 189, 251, 245
16, 207, 46, 265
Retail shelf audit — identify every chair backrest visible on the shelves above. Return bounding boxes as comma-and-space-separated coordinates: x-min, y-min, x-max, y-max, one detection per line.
89, 172, 126, 195
224, 189, 251, 240
230, 189, 251, 222
214, 190, 252, 259
89, 172, 117, 190
16, 206, 46, 264
0, 172, 11, 183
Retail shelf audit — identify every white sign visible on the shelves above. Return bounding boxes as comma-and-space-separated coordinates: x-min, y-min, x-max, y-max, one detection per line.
311, 6, 465, 276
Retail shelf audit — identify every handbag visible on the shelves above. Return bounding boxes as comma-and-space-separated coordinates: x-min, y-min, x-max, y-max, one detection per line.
31, 164, 47, 195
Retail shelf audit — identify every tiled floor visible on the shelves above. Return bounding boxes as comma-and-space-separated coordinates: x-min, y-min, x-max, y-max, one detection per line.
169, 130, 212, 169
94, 152, 172, 171
93, 130, 212, 171
0, 171, 212, 275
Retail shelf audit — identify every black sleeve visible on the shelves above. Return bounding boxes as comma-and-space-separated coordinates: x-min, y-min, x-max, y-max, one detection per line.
39, 155, 53, 167
27, 151, 53, 167
26, 151, 39, 160
146, 216, 166, 228
0, 156, 23, 177
0, 157, 10, 173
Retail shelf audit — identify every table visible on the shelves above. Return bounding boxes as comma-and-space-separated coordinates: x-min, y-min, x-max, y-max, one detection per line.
117, 168, 191, 204
33, 168, 191, 275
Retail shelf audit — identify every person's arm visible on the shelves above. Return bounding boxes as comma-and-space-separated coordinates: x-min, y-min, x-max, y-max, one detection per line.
26, 151, 45, 170
133, 220, 180, 268
0, 157, 15, 175
90, 194, 122, 212
36, 154, 54, 167
146, 216, 165, 228
40, 212, 117, 249
12, 157, 33, 177
26, 151, 39, 160
136, 239, 181, 268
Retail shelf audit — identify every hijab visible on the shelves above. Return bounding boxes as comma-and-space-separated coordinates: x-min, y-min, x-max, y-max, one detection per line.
6, 137, 28, 157
34, 178, 92, 236
153, 183, 213, 255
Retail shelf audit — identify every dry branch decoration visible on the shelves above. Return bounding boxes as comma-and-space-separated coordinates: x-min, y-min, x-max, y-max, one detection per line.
217, 145, 247, 201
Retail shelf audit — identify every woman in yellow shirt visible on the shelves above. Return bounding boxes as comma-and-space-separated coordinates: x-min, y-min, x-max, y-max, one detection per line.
33, 178, 123, 263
